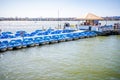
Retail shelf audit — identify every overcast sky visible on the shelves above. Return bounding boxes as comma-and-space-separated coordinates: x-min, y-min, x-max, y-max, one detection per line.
0, 0, 120, 18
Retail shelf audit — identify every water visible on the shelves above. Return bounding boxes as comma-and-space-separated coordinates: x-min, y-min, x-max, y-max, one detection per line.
0, 35, 120, 80
0, 21, 120, 33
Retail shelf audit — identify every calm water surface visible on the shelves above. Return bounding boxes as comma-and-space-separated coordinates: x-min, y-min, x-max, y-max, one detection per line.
0, 21, 120, 33
0, 35, 120, 80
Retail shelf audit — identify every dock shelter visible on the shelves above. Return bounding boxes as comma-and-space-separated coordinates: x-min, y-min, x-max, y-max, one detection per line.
78, 13, 104, 26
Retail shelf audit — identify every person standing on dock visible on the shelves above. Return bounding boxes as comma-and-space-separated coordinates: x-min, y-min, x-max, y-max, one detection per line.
0, 29, 1, 36
114, 23, 118, 30
88, 26, 91, 31
20, 31, 25, 40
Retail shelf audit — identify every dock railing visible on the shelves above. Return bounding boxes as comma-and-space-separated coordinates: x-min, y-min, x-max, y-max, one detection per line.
78, 24, 120, 35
